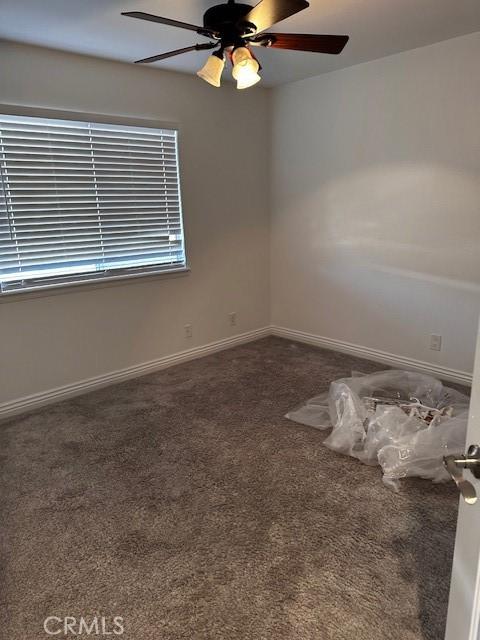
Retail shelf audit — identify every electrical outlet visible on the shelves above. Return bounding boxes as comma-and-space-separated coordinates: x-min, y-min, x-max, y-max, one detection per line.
430, 334, 442, 351
184, 324, 193, 339
228, 312, 237, 327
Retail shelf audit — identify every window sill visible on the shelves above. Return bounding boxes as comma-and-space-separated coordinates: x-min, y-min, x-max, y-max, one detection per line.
0, 266, 191, 303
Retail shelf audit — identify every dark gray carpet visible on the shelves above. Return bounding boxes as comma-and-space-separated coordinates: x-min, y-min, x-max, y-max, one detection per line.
0, 337, 460, 640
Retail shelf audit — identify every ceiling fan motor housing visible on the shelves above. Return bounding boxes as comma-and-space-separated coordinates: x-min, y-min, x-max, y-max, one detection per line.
203, 2, 256, 43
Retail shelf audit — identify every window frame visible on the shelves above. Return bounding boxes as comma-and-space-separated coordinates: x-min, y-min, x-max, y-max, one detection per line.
0, 105, 189, 300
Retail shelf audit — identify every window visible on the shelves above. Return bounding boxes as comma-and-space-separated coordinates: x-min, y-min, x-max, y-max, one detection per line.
0, 113, 186, 294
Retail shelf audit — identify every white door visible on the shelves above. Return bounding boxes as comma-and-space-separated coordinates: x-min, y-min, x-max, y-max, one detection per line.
445, 322, 480, 640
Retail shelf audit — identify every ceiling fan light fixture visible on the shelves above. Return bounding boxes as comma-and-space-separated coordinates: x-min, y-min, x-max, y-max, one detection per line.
124, 1, 350, 90
197, 51, 225, 87
231, 46, 261, 90
235, 69, 262, 90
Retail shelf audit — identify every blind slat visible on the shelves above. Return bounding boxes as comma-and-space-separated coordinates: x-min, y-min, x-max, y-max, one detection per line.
0, 244, 182, 264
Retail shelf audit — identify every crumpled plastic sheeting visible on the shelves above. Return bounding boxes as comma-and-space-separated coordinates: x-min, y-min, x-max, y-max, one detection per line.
286, 370, 470, 490
285, 391, 331, 429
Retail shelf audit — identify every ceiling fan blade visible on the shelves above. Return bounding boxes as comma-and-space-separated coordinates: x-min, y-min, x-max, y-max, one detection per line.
241, 0, 309, 35
122, 11, 217, 37
134, 43, 216, 64
252, 33, 349, 54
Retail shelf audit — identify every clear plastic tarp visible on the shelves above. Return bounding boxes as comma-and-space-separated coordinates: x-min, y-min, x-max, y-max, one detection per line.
286, 370, 470, 490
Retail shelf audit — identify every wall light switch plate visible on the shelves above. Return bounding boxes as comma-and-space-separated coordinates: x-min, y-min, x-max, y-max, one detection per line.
229, 312, 237, 327
184, 324, 193, 339
430, 334, 442, 351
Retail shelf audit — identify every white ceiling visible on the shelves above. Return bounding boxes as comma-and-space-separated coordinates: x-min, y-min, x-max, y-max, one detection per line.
1, 0, 480, 86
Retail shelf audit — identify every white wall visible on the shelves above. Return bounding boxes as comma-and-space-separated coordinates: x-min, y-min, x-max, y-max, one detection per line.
2, 32, 480, 406
0, 40, 270, 404
270, 32, 480, 375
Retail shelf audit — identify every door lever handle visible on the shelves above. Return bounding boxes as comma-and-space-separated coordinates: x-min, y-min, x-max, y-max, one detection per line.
443, 445, 480, 505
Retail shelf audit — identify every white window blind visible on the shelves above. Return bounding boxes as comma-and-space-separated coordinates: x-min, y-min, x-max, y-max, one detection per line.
0, 113, 186, 293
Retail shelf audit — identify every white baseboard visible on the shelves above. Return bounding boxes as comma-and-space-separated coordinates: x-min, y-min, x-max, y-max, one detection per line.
1, 324, 472, 421
271, 325, 473, 387
0, 327, 270, 421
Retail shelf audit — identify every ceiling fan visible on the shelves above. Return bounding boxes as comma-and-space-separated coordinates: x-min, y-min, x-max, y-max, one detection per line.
122, 0, 349, 89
